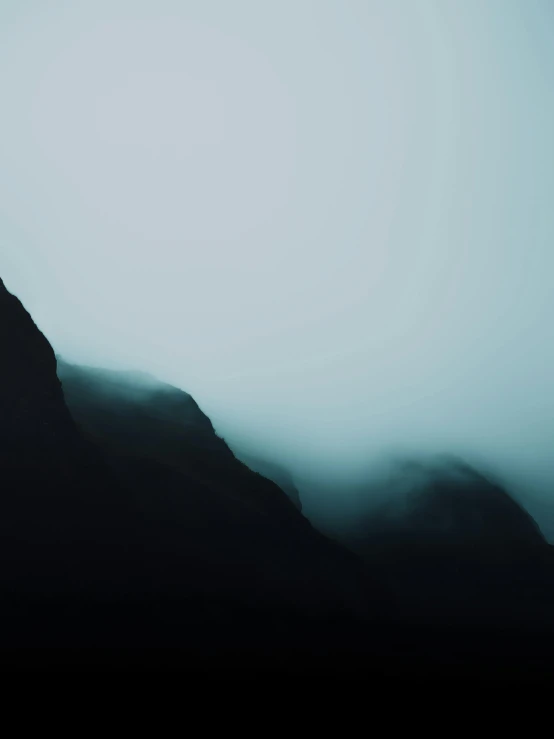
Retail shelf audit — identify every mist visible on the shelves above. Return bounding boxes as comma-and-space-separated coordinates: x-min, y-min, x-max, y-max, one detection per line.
2, 1, 554, 537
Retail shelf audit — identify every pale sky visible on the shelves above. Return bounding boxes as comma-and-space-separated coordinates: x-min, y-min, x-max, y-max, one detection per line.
1, 1, 554, 534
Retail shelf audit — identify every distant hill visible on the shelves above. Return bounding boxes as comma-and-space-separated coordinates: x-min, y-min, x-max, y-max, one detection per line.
2, 273, 554, 678
0, 275, 385, 671
348, 457, 554, 628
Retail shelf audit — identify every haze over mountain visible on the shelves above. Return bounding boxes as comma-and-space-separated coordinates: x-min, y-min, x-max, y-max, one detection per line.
2, 273, 554, 678
2, 3, 554, 537
0, 274, 388, 669
2, 1, 554, 679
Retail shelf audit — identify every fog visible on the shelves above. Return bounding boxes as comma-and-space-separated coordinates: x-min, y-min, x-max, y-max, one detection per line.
2, 1, 554, 537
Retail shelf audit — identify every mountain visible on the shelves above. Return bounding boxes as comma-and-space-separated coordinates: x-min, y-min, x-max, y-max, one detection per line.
3, 274, 554, 678
228, 451, 302, 511
0, 276, 388, 671
349, 457, 554, 629
0, 276, 138, 594
56, 359, 303, 517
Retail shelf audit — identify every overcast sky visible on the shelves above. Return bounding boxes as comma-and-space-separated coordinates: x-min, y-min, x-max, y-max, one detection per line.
2, 1, 554, 533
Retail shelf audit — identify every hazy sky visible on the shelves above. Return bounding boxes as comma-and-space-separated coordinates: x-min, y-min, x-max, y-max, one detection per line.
2, 1, 554, 532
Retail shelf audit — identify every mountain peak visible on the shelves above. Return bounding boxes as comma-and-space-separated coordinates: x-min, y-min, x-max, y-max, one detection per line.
0, 275, 16, 302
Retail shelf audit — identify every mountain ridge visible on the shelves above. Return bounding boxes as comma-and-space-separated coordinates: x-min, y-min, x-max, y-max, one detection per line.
0, 275, 388, 668
3, 274, 554, 677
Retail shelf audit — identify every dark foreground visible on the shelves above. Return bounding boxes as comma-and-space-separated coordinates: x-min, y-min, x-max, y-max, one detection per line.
1, 275, 554, 680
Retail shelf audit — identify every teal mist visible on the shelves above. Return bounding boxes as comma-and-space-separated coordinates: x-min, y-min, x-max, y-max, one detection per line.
1, 1, 554, 534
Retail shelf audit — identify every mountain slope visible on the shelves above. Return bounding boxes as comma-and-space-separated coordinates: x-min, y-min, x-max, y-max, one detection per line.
0, 277, 144, 594
4, 274, 554, 677
349, 457, 554, 628
0, 276, 386, 667
229, 449, 303, 510
56, 359, 302, 518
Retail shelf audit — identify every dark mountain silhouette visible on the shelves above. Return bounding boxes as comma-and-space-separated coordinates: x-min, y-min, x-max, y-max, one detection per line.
2, 274, 554, 678
348, 457, 554, 631
206, 447, 302, 511
56, 360, 304, 516
0, 276, 390, 672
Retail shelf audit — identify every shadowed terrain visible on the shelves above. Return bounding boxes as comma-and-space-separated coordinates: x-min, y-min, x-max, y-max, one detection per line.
347, 458, 554, 628
2, 275, 554, 678
0, 276, 390, 672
